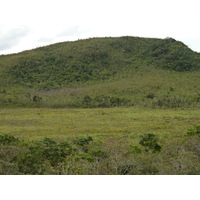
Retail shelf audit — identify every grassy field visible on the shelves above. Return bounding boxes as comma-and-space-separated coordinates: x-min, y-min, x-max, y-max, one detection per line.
1, 107, 199, 140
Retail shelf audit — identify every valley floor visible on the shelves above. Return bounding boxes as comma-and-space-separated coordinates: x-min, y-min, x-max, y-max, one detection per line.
0, 107, 199, 139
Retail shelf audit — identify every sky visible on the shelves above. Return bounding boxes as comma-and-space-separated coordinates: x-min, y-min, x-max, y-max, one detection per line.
1, 0, 200, 55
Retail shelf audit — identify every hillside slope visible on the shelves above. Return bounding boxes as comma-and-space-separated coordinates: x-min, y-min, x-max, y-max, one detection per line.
0, 36, 200, 108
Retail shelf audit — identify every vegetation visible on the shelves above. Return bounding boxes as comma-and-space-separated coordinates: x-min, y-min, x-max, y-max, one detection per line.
0, 36, 200, 108
139, 133, 162, 153
187, 125, 200, 136
0, 107, 200, 175
0, 36, 200, 174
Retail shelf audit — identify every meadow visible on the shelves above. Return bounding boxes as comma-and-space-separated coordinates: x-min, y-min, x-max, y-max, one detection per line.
1, 107, 200, 175
1, 107, 200, 139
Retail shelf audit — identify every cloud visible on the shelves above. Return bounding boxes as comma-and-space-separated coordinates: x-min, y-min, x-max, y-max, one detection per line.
0, 26, 30, 52
55, 25, 91, 42
57, 25, 81, 37
36, 25, 90, 46
36, 26, 81, 44
37, 37, 55, 44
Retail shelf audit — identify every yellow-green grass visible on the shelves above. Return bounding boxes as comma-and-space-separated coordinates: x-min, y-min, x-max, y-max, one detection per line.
0, 108, 199, 145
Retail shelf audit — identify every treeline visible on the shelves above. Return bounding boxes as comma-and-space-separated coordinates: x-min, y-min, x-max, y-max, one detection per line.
1, 92, 200, 109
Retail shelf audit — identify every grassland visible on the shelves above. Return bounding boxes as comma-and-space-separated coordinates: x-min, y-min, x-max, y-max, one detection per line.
1, 107, 200, 175
1, 107, 199, 139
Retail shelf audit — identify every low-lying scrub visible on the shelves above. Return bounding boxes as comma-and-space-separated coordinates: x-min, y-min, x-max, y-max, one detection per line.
1, 125, 200, 175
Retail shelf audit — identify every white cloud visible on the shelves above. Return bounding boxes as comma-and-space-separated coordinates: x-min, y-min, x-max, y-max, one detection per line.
56, 26, 81, 37
0, 26, 30, 53
0, 0, 200, 54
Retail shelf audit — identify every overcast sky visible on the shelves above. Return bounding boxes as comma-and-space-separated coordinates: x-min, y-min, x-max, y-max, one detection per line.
1, 0, 200, 55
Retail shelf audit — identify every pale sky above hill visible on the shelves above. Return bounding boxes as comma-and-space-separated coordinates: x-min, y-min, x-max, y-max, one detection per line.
1, 0, 200, 54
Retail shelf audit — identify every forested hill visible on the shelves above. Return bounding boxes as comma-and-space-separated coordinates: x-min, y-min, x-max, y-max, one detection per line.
0, 36, 200, 108
0, 36, 200, 89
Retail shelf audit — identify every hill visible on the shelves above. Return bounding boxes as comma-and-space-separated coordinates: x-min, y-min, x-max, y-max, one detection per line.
0, 36, 200, 108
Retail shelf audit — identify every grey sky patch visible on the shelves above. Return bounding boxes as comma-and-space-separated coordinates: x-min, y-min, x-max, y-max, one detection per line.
37, 37, 55, 43
36, 25, 88, 46
182, 37, 200, 53
0, 26, 30, 51
57, 25, 81, 37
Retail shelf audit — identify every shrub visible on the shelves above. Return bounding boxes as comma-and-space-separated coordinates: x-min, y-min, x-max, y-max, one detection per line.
139, 133, 162, 153
18, 137, 73, 174
146, 93, 155, 99
129, 145, 142, 154
118, 164, 136, 175
33, 95, 42, 103
89, 148, 108, 159
94, 95, 111, 107
0, 134, 19, 145
74, 136, 93, 147
82, 95, 93, 107
79, 153, 95, 162
110, 96, 129, 106
187, 125, 200, 136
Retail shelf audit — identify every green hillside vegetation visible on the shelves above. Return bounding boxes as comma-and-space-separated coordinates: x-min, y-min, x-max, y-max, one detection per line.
1, 36, 200, 175
0, 36, 200, 108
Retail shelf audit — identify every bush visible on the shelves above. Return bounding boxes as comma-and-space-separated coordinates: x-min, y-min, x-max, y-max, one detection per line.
82, 95, 93, 107
89, 148, 108, 159
187, 125, 200, 136
74, 136, 93, 147
33, 95, 42, 103
0, 134, 19, 145
146, 93, 155, 99
129, 145, 142, 154
18, 137, 73, 174
139, 133, 162, 153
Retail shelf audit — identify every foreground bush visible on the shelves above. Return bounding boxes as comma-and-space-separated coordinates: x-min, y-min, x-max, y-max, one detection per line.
1, 127, 200, 175
0, 133, 19, 145
139, 133, 162, 153
18, 138, 73, 174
